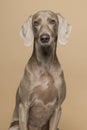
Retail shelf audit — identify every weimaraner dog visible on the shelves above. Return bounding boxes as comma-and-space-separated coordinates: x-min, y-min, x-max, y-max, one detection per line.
9, 10, 72, 130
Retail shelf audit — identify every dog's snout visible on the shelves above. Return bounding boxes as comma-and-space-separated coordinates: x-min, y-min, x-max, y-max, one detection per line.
40, 34, 50, 43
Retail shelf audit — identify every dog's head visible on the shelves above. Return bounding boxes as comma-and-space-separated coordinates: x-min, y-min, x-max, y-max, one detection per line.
20, 10, 72, 46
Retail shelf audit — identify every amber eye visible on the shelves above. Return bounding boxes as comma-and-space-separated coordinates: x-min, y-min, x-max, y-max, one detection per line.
33, 21, 39, 26
50, 19, 56, 24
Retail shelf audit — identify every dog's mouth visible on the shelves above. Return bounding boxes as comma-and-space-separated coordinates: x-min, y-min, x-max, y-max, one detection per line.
41, 44, 52, 57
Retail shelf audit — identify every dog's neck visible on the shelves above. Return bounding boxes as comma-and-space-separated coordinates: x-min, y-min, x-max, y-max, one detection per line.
32, 41, 59, 66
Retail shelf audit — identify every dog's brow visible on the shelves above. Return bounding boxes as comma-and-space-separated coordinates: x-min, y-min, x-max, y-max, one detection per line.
34, 18, 42, 22
47, 17, 57, 21
33, 14, 39, 20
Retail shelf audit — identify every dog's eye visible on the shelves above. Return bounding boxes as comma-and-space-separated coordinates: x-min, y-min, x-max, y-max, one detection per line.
33, 21, 39, 26
50, 19, 56, 24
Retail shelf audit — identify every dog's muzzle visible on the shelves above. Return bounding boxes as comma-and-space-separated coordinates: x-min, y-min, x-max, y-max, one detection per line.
40, 34, 50, 43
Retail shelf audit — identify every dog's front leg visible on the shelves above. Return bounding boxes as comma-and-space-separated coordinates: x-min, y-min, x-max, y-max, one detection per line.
19, 103, 29, 130
49, 106, 61, 130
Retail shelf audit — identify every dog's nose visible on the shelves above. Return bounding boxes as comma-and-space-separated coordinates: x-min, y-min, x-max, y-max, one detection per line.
40, 34, 50, 43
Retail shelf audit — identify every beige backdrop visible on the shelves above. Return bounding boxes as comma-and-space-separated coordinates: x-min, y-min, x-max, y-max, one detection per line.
0, 0, 87, 130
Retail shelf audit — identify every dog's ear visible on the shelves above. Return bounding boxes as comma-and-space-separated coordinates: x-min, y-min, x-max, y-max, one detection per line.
20, 16, 34, 46
57, 13, 72, 45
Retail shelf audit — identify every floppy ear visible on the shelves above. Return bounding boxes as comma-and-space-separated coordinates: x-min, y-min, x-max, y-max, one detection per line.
20, 16, 34, 46
57, 13, 72, 45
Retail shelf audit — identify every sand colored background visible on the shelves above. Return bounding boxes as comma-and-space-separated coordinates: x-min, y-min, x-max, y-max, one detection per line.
0, 0, 87, 130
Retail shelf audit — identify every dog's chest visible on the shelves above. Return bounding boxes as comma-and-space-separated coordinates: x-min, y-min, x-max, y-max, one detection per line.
31, 71, 58, 105
29, 71, 58, 127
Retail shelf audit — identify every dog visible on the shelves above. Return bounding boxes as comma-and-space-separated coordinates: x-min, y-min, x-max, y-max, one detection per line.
9, 10, 72, 130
